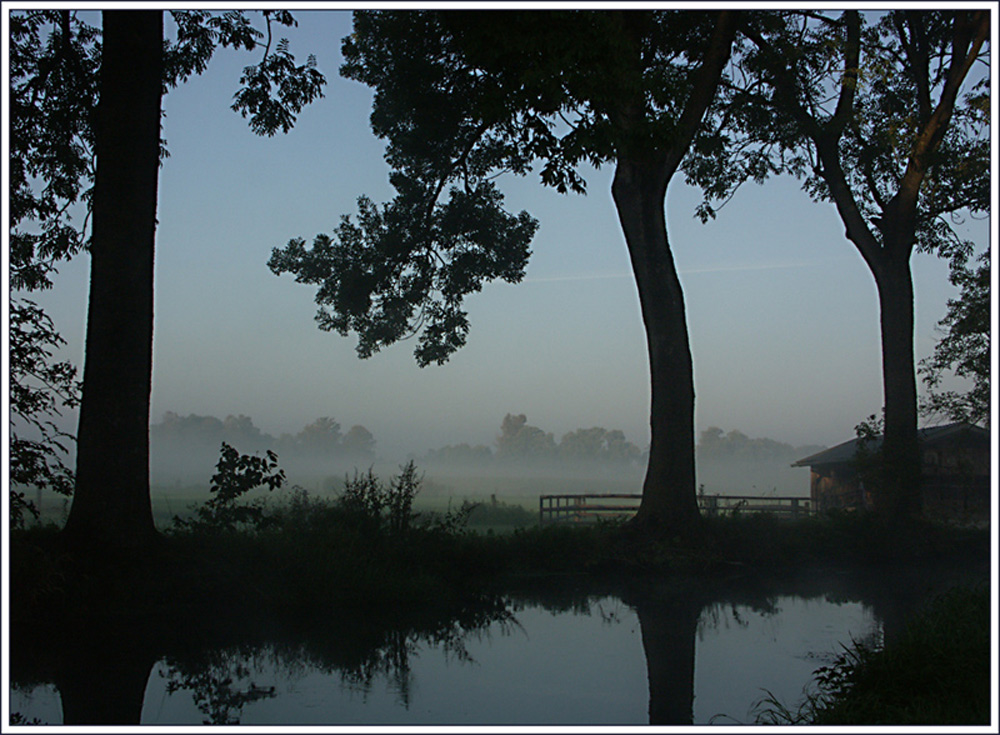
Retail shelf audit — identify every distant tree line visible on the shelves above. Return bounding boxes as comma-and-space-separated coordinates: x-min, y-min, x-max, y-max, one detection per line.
423, 413, 643, 467
151, 412, 376, 460
696, 428, 825, 463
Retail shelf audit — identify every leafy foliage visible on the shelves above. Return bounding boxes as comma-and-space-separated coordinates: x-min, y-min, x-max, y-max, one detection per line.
173, 443, 286, 532
8, 10, 100, 291
163, 651, 276, 725
754, 585, 990, 725
270, 10, 739, 367
9, 9, 325, 532
688, 10, 990, 256
8, 300, 80, 528
339, 460, 424, 536
269, 188, 537, 367
920, 249, 990, 426
495, 413, 557, 460
165, 10, 326, 135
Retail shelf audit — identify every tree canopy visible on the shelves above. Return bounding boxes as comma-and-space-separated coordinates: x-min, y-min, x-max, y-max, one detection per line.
919, 249, 991, 427
685, 9, 989, 519
270, 9, 740, 533
9, 10, 326, 545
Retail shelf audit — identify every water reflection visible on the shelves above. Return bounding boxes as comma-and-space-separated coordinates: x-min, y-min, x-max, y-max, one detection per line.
9, 562, 985, 725
161, 648, 277, 725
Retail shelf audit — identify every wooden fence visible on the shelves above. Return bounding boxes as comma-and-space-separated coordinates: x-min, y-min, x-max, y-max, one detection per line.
538, 493, 814, 524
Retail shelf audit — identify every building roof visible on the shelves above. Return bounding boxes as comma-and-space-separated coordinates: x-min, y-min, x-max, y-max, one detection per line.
792, 422, 989, 468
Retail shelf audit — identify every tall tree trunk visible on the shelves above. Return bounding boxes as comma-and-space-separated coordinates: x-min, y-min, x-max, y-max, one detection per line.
873, 249, 922, 519
63, 10, 162, 550
612, 155, 700, 534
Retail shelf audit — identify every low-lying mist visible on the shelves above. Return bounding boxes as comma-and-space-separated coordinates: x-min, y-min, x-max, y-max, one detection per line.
147, 412, 824, 502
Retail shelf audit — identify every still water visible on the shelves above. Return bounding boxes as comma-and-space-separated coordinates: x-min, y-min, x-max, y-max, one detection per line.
9, 565, 982, 726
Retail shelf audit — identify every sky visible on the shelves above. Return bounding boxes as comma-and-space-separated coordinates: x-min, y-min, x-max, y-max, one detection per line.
6, 6, 995, 462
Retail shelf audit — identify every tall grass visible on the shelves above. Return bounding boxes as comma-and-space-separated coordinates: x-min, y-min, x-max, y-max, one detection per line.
753, 584, 991, 725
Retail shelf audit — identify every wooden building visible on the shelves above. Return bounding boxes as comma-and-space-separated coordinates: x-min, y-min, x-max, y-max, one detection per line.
792, 422, 991, 520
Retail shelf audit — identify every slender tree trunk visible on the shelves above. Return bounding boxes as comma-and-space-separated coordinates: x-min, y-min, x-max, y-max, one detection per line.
873, 249, 922, 519
63, 10, 162, 550
612, 155, 700, 535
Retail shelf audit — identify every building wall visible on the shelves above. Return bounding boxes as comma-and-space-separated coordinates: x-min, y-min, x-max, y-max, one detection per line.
811, 437, 990, 519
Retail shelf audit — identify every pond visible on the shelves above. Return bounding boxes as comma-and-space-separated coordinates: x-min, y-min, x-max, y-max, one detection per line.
9, 562, 986, 726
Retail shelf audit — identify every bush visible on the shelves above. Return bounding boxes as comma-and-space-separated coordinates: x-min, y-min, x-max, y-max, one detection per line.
466, 498, 535, 529
171, 443, 285, 533
339, 460, 424, 536
754, 584, 990, 725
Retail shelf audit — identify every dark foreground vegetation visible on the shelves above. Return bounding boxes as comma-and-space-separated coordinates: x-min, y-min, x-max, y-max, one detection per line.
12, 488, 988, 623
11, 512, 991, 726
10, 462, 990, 726
755, 584, 990, 725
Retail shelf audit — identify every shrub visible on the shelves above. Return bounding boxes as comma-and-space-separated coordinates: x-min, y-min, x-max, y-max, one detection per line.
339, 460, 424, 536
172, 443, 286, 533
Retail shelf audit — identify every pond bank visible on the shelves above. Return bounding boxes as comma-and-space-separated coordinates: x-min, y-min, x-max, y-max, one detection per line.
10, 510, 989, 626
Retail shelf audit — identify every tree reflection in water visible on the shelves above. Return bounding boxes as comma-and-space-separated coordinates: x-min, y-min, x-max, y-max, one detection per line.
9, 562, 985, 725
161, 648, 277, 725
159, 595, 519, 723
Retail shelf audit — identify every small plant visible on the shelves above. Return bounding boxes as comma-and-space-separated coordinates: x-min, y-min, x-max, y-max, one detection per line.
427, 499, 480, 535
173, 443, 286, 532
387, 460, 421, 535
338, 460, 424, 536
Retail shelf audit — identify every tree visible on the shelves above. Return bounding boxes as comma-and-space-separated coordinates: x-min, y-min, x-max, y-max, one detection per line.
295, 417, 343, 455
495, 413, 557, 461
559, 427, 641, 463
8, 10, 99, 527
270, 10, 740, 534
919, 248, 990, 426
342, 424, 377, 457
688, 10, 989, 519
61, 10, 164, 548
51, 10, 325, 550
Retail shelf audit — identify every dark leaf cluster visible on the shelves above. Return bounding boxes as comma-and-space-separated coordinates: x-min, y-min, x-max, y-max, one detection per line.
173, 443, 286, 532
919, 249, 990, 426
269, 181, 536, 366
9, 10, 100, 290
162, 650, 276, 725
339, 460, 423, 536
274, 10, 742, 366
686, 10, 989, 255
8, 300, 81, 527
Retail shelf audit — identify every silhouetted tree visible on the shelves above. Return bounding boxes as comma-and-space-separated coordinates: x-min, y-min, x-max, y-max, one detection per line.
295, 417, 343, 455
8, 10, 98, 526
688, 10, 989, 519
62, 10, 164, 548
270, 10, 740, 535
920, 249, 990, 427
424, 442, 494, 465
559, 427, 641, 463
57, 10, 325, 550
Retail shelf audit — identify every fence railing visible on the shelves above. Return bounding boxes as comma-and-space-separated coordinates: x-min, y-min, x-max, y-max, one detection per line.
538, 493, 814, 524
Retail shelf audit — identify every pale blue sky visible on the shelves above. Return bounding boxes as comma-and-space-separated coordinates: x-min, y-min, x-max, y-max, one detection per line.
11, 8, 992, 460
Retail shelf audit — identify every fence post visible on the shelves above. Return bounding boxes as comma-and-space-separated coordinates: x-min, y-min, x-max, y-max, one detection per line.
792, 497, 799, 519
